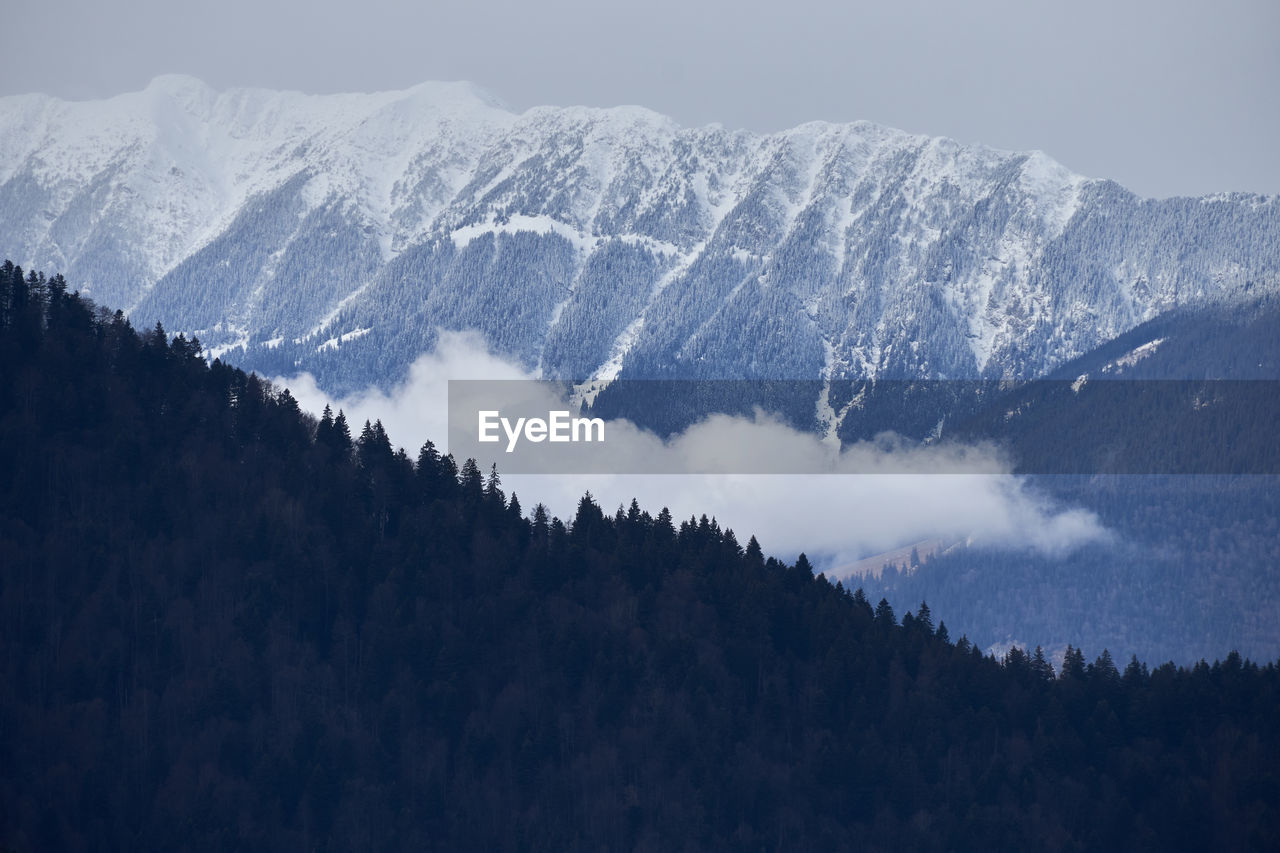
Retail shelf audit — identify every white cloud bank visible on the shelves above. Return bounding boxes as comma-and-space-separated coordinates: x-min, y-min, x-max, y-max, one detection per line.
280, 331, 1109, 570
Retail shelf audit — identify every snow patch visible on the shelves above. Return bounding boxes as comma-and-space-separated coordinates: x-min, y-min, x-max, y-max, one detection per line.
317, 326, 372, 352
592, 316, 645, 382
1104, 338, 1165, 373
816, 339, 842, 449
449, 213, 596, 253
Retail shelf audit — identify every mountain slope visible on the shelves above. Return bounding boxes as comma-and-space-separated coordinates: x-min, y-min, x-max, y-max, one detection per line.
849, 298, 1280, 664
3, 77, 1277, 396
3, 265, 1279, 851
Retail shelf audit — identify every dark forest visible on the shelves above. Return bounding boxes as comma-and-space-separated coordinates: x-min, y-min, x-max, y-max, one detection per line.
1, 262, 1278, 850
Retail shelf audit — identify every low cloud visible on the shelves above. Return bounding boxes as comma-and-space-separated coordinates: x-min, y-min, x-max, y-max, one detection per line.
281, 331, 1109, 569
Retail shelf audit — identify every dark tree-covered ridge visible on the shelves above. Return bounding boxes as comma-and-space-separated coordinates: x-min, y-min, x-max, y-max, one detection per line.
1, 261, 1278, 851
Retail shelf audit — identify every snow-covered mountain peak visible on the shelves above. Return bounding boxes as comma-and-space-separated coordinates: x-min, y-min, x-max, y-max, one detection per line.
398, 79, 514, 112
142, 73, 218, 107
2, 79, 1276, 393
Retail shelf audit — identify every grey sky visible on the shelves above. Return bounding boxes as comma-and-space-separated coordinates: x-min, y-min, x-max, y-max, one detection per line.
5, 0, 1278, 198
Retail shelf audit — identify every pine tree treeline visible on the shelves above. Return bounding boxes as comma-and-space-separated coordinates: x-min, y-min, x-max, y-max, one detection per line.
1, 262, 1278, 850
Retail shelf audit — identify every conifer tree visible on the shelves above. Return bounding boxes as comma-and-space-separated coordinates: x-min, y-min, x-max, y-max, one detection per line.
1062, 645, 1087, 680
1032, 646, 1055, 681
875, 598, 896, 626
916, 600, 934, 635
458, 457, 484, 498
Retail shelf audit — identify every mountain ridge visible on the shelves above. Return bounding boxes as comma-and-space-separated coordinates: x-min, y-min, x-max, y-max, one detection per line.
3, 77, 1277, 396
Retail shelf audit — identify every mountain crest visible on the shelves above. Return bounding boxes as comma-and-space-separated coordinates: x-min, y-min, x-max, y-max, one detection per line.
1, 79, 1276, 394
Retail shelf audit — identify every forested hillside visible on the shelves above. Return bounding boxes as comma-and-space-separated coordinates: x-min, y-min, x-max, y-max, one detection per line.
851, 298, 1280, 664
2, 263, 1278, 850
857, 473, 1280, 665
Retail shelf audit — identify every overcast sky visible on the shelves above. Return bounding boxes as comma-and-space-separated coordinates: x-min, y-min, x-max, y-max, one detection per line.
5, 0, 1278, 198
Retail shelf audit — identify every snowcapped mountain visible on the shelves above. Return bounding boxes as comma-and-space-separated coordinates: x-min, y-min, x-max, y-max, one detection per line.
3, 76, 1278, 395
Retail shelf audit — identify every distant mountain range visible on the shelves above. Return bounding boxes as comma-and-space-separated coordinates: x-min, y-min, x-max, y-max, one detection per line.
3, 76, 1278, 401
